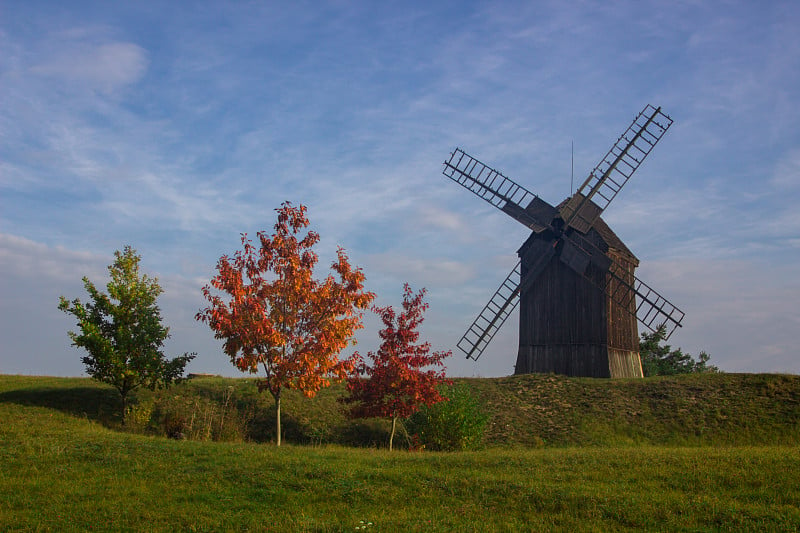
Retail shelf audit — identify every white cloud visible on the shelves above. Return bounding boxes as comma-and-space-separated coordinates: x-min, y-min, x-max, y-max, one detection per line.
0, 234, 223, 376
0, 233, 106, 283
30, 41, 148, 94
0, 234, 108, 376
364, 253, 475, 289
416, 206, 465, 233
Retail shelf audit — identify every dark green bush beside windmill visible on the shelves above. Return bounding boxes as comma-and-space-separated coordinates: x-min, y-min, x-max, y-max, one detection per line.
639, 325, 718, 376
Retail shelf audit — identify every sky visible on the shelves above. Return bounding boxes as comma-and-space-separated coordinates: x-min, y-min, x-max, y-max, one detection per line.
1, 1, 799, 378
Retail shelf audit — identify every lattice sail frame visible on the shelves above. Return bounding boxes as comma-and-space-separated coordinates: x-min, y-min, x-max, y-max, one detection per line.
443, 148, 552, 232
457, 244, 557, 360
456, 261, 522, 360
562, 232, 685, 339
560, 105, 673, 233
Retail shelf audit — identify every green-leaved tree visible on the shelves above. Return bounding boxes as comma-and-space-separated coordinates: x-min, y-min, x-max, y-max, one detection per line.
58, 246, 195, 423
639, 325, 719, 377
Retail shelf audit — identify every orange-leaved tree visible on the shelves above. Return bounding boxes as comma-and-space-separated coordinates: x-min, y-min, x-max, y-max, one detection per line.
196, 202, 375, 445
344, 284, 451, 450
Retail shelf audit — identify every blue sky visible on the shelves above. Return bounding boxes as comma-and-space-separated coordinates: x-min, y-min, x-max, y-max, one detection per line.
1, 1, 798, 378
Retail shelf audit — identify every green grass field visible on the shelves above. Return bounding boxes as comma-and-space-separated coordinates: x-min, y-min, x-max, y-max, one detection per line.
2, 374, 799, 531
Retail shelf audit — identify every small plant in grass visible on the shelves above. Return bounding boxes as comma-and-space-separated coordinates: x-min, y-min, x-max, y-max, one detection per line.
407, 382, 489, 451
125, 399, 155, 432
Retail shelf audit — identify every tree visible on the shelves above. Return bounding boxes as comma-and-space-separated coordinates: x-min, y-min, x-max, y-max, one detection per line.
639, 325, 719, 377
58, 246, 195, 424
344, 284, 452, 450
196, 202, 375, 446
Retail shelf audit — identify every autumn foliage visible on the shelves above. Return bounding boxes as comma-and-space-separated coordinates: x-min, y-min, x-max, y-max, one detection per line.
345, 284, 451, 450
196, 202, 375, 445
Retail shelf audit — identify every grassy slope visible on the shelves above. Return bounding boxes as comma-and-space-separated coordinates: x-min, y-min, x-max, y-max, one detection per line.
2, 373, 799, 447
285, 372, 800, 448
1, 374, 800, 531
468, 372, 800, 447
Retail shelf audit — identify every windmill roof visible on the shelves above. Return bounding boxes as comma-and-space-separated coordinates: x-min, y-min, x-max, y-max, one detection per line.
590, 216, 639, 264
556, 197, 639, 264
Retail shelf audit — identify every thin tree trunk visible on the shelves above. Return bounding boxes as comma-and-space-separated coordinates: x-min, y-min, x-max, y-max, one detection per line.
275, 393, 282, 446
389, 415, 397, 451
120, 390, 128, 426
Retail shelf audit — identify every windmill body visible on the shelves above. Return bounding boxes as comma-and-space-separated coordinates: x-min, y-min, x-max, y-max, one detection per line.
515, 215, 641, 377
441, 105, 685, 378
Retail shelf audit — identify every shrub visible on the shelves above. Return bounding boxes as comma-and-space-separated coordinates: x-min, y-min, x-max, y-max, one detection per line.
406, 383, 488, 451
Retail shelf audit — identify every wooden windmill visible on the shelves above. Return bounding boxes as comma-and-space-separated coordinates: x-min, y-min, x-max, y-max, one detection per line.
442, 104, 684, 378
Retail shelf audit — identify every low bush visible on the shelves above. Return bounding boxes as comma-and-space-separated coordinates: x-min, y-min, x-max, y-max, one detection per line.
406, 383, 488, 451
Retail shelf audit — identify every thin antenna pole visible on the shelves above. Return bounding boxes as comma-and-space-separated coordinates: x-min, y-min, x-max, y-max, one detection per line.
570, 140, 574, 196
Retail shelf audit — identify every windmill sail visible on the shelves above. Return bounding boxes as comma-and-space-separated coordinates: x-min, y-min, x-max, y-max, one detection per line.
560, 105, 673, 233
457, 262, 522, 360
443, 148, 556, 232
607, 263, 685, 339
458, 244, 556, 360
559, 232, 684, 339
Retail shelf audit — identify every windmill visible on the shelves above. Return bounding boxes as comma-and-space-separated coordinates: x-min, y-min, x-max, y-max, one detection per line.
442, 104, 684, 378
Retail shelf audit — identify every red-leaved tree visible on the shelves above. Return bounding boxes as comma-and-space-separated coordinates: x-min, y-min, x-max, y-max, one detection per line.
196, 202, 375, 445
345, 284, 451, 450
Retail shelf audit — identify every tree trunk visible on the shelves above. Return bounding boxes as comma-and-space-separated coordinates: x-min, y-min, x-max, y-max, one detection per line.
120, 390, 128, 426
275, 393, 282, 447
389, 415, 397, 451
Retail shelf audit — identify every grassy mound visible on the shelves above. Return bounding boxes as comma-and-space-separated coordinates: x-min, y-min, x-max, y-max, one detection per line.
1, 372, 798, 448
469, 372, 800, 447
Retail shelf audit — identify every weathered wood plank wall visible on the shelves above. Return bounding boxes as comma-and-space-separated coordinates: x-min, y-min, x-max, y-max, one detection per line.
514, 229, 643, 378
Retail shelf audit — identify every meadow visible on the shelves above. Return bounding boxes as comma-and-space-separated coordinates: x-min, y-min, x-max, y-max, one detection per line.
1, 374, 799, 531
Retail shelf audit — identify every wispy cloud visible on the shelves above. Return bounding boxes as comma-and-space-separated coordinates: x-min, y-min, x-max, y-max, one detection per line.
772, 148, 800, 190
0, 233, 105, 284
30, 40, 148, 94
0, 234, 108, 376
